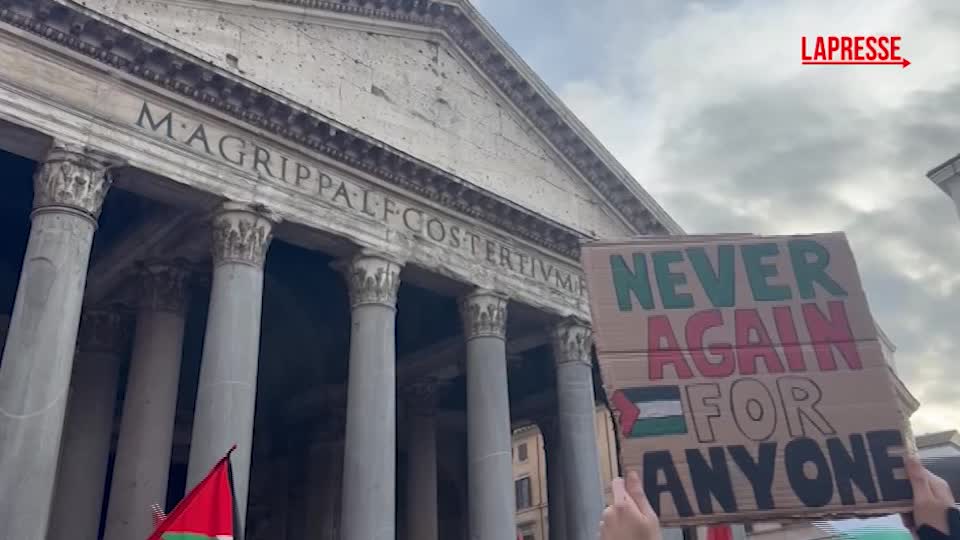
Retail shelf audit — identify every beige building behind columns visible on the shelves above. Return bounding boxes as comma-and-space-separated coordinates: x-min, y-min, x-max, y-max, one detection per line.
513, 407, 621, 540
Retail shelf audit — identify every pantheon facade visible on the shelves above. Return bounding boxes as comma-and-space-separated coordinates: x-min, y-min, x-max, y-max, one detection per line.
0, 1, 688, 540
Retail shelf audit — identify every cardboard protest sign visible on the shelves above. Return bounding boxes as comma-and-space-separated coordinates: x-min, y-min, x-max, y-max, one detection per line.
581, 232, 913, 526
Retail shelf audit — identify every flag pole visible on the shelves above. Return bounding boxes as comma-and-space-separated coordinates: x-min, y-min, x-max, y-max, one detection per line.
226, 443, 242, 540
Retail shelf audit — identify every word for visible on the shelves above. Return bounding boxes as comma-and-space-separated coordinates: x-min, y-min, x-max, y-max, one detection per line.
685, 376, 835, 444
134, 102, 585, 298
647, 301, 861, 380
610, 241, 847, 312
643, 430, 910, 517
801, 36, 903, 62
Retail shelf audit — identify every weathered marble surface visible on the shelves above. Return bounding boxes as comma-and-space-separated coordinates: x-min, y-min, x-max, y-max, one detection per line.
77, 0, 633, 239
0, 29, 591, 319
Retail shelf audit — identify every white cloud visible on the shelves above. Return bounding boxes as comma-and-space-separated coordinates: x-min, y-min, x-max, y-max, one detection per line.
477, 0, 960, 434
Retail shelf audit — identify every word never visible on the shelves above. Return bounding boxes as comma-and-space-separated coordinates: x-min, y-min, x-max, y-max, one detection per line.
610, 240, 847, 312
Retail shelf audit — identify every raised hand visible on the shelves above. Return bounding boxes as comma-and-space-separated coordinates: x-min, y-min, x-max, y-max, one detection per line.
903, 455, 956, 537
600, 470, 662, 540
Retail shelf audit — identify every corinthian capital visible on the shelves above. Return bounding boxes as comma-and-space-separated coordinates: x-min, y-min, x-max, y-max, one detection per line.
138, 262, 191, 313
459, 289, 508, 340
211, 202, 278, 268
77, 308, 133, 355
33, 142, 115, 219
552, 318, 593, 367
338, 251, 403, 308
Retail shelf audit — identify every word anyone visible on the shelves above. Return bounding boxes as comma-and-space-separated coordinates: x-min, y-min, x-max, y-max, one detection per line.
134, 102, 585, 297
643, 429, 910, 517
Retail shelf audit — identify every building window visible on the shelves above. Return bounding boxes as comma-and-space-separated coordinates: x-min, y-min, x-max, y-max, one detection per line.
517, 442, 528, 462
518, 522, 536, 540
515, 477, 532, 510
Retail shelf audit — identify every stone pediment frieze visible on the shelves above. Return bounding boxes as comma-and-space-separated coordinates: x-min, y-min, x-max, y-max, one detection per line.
1, 0, 678, 259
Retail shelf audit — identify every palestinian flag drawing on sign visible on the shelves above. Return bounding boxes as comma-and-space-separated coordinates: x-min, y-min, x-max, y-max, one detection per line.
612, 386, 687, 438
147, 446, 239, 540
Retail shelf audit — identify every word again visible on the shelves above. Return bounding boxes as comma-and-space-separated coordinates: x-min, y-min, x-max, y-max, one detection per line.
646, 301, 861, 380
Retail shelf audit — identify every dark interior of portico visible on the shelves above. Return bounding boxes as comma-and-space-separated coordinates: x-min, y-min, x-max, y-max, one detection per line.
0, 129, 568, 539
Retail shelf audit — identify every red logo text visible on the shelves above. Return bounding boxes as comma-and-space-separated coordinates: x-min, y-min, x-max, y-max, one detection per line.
801, 35, 909, 68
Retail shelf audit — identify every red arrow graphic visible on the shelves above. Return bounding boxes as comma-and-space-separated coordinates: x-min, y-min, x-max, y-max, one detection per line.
802, 59, 910, 68
611, 390, 640, 437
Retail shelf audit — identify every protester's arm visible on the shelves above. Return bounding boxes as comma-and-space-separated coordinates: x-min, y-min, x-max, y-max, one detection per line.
904, 456, 959, 540
914, 508, 960, 540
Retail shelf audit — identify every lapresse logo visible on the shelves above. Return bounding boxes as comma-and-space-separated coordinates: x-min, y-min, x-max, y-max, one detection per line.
801, 35, 910, 68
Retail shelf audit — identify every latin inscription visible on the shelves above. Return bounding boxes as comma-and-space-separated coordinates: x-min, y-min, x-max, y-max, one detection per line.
135, 102, 586, 298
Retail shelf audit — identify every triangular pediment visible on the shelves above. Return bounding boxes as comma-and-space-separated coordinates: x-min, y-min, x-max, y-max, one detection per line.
75, 0, 678, 238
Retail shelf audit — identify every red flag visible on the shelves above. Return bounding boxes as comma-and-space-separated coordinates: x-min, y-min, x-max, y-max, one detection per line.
707, 525, 734, 540
147, 447, 238, 540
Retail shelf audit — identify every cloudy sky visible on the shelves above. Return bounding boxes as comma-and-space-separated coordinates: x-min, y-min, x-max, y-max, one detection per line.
472, 0, 960, 435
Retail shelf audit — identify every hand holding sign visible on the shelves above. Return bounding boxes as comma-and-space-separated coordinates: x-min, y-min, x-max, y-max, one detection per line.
903, 455, 957, 538
601, 471, 662, 540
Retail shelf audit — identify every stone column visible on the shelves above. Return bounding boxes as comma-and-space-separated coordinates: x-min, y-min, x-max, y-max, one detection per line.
537, 415, 568, 540
103, 263, 190, 540
337, 251, 403, 540
459, 289, 514, 540
187, 202, 277, 533
48, 309, 131, 540
0, 143, 113, 540
552, 319, 604, 540
404, 379, 439, 540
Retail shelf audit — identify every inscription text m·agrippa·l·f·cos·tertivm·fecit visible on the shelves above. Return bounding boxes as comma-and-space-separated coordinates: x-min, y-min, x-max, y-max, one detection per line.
133, 101, 587, 298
